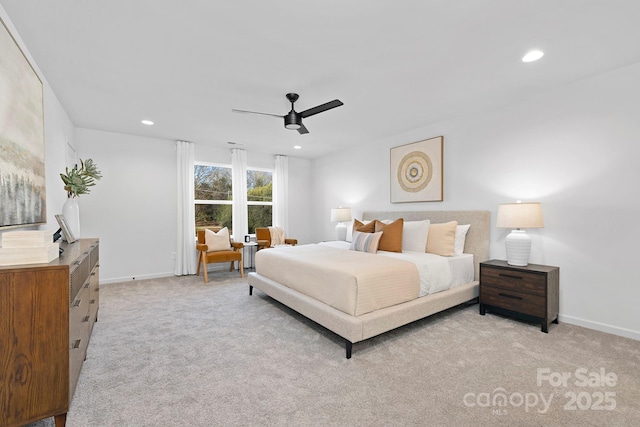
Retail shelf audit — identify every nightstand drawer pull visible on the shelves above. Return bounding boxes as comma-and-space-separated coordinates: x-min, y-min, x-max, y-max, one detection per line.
499, 292, 523, 300
499, 273, 523, 280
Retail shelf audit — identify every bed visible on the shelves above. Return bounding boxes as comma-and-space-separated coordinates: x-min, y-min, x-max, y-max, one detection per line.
247, 210, 490, 358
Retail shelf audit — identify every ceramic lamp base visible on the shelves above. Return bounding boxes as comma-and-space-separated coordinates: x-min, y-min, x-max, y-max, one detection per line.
335, 222, 347, 241
505, 229, 531, 266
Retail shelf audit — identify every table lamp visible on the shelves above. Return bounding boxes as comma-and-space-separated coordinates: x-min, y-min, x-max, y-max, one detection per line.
496, 202, 544, 266
331, 207, 352, 241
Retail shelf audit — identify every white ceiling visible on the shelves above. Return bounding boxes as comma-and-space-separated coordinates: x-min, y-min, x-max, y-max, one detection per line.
3, 1, 640, 159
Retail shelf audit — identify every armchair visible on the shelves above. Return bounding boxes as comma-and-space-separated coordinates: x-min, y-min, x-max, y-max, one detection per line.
196, 228, 244, 283
255, 227, 298, 251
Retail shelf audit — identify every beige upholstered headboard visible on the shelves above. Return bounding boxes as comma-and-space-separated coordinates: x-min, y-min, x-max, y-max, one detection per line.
363, 210, 490, 281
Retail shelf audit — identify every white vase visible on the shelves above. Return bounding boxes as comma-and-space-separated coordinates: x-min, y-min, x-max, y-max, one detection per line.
62, 197, 80, 239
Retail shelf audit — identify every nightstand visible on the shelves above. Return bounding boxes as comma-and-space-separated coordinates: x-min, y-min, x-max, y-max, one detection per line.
243, 241, 258, 270
479, 259, 559, 333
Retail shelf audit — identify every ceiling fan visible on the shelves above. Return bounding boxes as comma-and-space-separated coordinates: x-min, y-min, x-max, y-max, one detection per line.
232, 93, 343, 134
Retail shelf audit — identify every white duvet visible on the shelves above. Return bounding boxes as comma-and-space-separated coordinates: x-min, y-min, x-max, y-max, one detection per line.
255, 244, 420, 316
319, 241, 474, 297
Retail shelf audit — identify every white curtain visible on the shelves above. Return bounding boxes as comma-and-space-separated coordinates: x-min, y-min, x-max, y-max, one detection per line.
175, 140, 197, 275
231, 148, 248, 242
273, 155, 289, 231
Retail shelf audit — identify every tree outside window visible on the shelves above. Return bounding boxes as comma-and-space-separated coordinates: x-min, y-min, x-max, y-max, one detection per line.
194, 164, 232, 234
247, 169, 272, 234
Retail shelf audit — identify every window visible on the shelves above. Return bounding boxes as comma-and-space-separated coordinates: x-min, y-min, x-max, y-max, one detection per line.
247, 169, 272, 234
194, 163, 232, 234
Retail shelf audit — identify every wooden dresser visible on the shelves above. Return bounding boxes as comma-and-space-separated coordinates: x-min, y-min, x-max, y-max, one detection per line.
0, 238, 99, 427
479, 259, 559, 333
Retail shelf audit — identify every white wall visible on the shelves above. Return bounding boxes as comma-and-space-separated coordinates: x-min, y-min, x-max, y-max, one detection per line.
76, 128, 177, 283
311, 63, 640, 340
287, 156, 313, 244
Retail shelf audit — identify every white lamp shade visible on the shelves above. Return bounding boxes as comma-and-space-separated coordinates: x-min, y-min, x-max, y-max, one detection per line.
497, 202, 544, 266
330, 207, 352, 223
496, 202, 544, 229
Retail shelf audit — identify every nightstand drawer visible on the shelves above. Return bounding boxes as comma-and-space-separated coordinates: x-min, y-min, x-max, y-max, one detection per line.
481, 285, 545, 318
481, 267, 546, 296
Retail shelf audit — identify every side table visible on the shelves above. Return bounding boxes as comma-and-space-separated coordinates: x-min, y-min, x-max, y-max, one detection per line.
243, 241, 258, 270
479, 259, 559, 333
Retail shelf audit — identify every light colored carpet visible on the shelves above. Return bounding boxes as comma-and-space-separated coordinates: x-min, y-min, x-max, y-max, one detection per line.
27, 273, 640, 426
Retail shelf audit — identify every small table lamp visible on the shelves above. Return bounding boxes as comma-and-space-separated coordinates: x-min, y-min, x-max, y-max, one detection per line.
331, 207, 352, 241
496, 202, 544, 266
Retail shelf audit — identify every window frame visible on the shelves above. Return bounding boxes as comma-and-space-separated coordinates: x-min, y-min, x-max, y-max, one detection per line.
246, 166, 273, 234
194, 161, 233, 233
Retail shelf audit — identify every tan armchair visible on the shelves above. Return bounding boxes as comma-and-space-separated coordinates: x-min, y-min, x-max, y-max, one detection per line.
255, 227, 298, 251
196, 229, 244, 283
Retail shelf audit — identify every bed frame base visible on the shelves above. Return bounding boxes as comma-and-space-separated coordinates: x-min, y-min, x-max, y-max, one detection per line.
346, 341, 353, 359
248, 273, 479, 359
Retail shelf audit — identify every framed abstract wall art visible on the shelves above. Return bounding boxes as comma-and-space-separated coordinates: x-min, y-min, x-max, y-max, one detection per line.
390, 136, 443, 203
0, 17, 46, 228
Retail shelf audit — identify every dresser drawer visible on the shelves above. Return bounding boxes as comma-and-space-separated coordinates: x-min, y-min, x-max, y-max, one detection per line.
69, 284, 90, 340
481, 285, 545, 318
481, 266, 546, 296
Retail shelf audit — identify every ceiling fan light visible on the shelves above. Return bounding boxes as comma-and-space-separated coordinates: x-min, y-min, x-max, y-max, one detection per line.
284, 111, 301, 130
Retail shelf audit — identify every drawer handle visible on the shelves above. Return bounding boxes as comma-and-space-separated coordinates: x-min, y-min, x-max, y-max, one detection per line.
72, 339, 81, 349
72, 299, 82, 307
499, 273, 523, 280
83, 315, 90, 323
499, 292, 523, 300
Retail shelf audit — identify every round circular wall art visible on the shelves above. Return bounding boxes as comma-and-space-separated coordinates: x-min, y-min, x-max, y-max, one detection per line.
397, 151, 433, 193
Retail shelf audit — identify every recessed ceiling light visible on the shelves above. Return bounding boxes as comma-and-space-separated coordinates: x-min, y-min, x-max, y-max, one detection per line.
293, 145, 302, 150
522, 50, 544, 63
141, 120, 154, 125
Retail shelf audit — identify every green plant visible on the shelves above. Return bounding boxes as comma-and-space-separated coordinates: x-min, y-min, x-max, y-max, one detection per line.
60, 158, 102, 198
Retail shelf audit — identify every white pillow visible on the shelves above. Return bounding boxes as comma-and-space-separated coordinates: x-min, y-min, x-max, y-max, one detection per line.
402, 220, 430, 252
454, 224, 471, 256
205, 227, 231, 252
350, 230, 383, 253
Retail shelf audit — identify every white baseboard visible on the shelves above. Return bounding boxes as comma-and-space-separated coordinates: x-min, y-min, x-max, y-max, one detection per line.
559, 314, 640, 341
100, 271, 176, 285
100, 263, 239, 285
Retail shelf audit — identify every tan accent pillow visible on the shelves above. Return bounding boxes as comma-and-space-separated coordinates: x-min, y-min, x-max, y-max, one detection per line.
205, 227, 231, 252
353, 219, 376, 233
374, 218, 404, 253
426, 221, 458, 256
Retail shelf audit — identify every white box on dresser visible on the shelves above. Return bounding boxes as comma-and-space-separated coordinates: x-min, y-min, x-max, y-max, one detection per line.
0, 230, 59, 266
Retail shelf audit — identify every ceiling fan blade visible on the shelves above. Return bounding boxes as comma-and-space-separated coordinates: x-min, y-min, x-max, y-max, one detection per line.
299, 99, 343, 118
297, 123, 309, 134
231, 109, 283, 118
